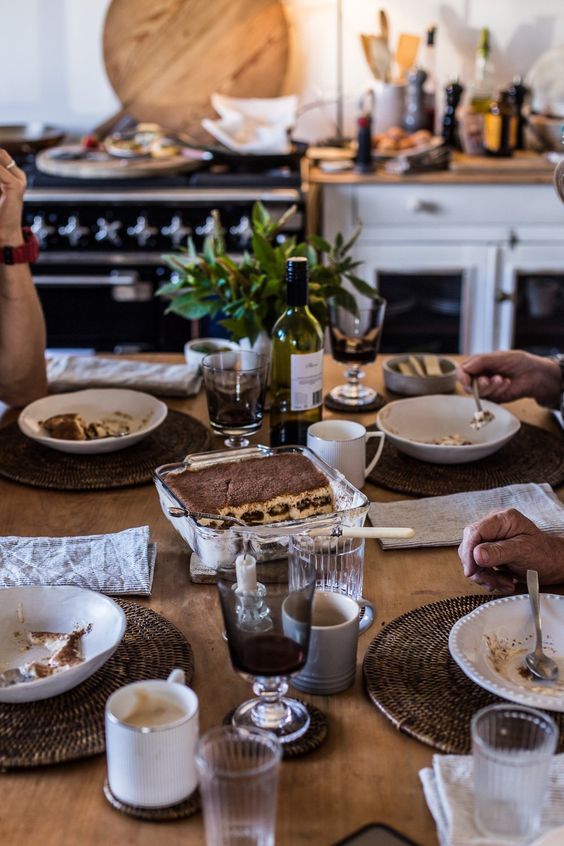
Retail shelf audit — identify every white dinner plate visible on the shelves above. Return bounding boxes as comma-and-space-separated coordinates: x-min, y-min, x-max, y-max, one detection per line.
449, 594, 564, 712
0, 586, 126, 703
18, 388, 167, 454
531, 826, 564, 846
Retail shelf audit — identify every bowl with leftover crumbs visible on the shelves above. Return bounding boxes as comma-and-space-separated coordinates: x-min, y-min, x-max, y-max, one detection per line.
383, 354, 457, 396
0, 586, 126, 703
154, 445, 369, 569
376, 394, 520, 464
18, 388, 168, 454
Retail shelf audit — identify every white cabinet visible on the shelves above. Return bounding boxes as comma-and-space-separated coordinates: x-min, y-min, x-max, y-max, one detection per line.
319, 181, 564, 354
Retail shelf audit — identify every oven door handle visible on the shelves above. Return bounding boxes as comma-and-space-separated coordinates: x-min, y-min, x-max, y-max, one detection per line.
34, 272, 140, 287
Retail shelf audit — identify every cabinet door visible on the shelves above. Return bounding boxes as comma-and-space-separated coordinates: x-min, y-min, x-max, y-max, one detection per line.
354, 243, 497, 354
495, 245, 564, 353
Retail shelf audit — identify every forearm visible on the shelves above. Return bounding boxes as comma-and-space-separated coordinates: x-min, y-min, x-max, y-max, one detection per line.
530, 354, 561, 407
0, 263, 47, 406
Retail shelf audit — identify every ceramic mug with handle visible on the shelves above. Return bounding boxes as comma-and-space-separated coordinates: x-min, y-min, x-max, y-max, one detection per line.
307, 419, 385, 489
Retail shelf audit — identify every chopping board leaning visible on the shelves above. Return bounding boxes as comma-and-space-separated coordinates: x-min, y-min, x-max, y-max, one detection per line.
103, 0, 290, 139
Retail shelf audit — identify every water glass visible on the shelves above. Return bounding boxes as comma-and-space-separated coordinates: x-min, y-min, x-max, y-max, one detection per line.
471, 704, 558, 841
196, 726, 282, 846
202, 350, 268, 449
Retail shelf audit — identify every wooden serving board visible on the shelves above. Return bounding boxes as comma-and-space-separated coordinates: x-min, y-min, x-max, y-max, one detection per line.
102, 0, 289, 141
36, 145, 200, 179
451, 151, 554, 173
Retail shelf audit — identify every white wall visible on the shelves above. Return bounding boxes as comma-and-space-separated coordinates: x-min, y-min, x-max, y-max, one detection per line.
1, 0, 563, 140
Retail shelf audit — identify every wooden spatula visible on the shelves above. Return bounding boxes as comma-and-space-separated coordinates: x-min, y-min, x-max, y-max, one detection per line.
360, 33, 392, 81
395, 33, 420, 81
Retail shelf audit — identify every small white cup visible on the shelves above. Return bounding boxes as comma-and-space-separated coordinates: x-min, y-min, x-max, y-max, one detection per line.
105, 669, 199, 808
307, 420, 385, 490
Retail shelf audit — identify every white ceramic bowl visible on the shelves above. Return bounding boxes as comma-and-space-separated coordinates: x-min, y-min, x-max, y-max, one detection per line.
18, 388, 168, 454
0, 585, 126, 703
383, 355, 457, 396
183, 337, 239, 370
376, 394, 521, 464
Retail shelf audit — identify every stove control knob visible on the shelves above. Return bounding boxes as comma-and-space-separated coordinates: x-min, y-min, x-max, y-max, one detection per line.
30, 215, 56, 247
195, 215, 215, 237
229, 216, 252, 247
58, 215, 89, 247
127, 216, 158, 247
161, 215, 192, 248
95, 218, 123, 246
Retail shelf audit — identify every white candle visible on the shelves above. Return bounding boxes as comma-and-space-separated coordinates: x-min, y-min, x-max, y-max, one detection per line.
235, 553, 258, 594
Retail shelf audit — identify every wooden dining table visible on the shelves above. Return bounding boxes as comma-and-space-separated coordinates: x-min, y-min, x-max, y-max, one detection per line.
0, 354, 561, 846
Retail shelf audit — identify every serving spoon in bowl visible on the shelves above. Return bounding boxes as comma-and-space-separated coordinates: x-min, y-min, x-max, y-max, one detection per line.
469, 378, 495, 430
525, 568, 559, 682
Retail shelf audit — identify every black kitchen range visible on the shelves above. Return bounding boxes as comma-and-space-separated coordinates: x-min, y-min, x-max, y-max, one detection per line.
21, 156, 305, 353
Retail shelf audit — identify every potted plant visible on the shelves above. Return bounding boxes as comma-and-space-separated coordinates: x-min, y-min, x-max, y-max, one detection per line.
156, 201, 378, 347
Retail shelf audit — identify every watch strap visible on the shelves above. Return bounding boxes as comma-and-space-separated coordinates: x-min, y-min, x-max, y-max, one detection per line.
0, 227, 40, 265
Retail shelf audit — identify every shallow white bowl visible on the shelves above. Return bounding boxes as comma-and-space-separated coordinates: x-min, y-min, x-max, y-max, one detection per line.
376, 394, 520, 464
183, 337, 239, 370
0, 586, 126, 703
18, 388, 168, 454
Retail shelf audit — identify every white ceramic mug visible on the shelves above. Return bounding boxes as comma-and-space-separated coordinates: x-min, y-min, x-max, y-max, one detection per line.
307, 420, 385, 489
291, 592, 371, 695
105, 669, 199, 808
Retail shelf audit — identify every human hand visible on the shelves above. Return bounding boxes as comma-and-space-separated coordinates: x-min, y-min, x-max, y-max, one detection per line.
457, 350, 561, 407
0, 148, 26, 247
458, 508, 564, 593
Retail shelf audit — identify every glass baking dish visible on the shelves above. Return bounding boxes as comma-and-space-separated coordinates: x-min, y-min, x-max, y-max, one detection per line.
154, 445, 369, 570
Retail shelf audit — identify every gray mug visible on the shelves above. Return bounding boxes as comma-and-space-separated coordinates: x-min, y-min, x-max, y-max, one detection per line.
291, 592, 373, 695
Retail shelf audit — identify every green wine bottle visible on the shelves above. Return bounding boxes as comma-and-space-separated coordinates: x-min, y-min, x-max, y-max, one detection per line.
270, 257, 324, 446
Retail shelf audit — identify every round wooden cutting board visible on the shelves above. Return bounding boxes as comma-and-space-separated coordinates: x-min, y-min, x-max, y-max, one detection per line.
103, 0, 290, 140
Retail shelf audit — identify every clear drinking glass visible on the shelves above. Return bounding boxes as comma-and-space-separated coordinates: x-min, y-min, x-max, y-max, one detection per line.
471, 704, 558, 841
289, 534, 365, 600
327, 298, 387, 407
217, 552, 316, 743
202, 350, 268, 449
196, 725, 282, 846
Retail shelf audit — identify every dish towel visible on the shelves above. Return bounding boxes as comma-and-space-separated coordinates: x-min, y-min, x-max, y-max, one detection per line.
420, 753, 564, 846
0, 526, 156, 595
47, 354, 201, 397
369, 483, 564, 549
202, 93, 298, 154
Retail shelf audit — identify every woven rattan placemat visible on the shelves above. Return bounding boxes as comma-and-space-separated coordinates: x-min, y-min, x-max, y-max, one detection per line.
366, 422, 564, 496
0, 410, 209, 491
0, 600, 194, 770
363, 594, 564, 754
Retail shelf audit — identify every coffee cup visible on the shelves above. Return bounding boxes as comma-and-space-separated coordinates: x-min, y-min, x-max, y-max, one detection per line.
307, 420, 385, 490
291, 592, 371, 695
105, 668, 199, 808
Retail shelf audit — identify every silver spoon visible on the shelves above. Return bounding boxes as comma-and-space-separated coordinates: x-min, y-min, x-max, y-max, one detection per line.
525, 569, 558, 681
470, 378, 494, 430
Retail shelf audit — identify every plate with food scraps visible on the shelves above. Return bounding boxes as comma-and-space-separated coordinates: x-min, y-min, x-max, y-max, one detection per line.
375, 394, 520, 464
18, 388, 168, 454
0, 585, 126, 702
449, 593, 564, 712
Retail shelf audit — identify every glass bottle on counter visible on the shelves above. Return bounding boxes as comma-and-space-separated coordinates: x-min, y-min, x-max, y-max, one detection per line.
468, 27, 494, 114
422, 25, 438, 133
270, 257, 324, 447
484, 90, 518, 157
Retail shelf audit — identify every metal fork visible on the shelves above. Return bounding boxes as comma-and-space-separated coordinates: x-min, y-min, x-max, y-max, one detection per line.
470, 378, 495, 430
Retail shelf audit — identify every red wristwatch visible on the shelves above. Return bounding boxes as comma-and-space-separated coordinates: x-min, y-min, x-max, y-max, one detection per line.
0, 227, 40, 265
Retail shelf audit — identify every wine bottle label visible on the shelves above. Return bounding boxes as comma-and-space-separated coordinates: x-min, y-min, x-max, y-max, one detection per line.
290, 350, 323, 411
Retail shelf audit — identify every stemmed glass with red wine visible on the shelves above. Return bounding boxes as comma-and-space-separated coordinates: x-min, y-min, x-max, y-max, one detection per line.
328, 297, 387, 408
217, 553, 316, 743
202, 350, 268, 449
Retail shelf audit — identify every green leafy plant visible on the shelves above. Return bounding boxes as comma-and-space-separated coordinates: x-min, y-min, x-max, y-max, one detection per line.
156, 202, 378, 344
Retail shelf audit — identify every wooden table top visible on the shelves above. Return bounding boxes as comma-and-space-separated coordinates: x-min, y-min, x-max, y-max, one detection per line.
0, 355, 560, 846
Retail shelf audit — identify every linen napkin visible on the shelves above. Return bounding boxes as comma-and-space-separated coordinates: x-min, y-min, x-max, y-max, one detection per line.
47, 354, 201, 397
0, 526, 156, 595
202, 93, 297, 154
369, 483, 564, 549
420, 753, 564, 846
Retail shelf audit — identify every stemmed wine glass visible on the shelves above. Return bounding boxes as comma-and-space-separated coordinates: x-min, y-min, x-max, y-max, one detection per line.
202, 350, 268, 449
217, 551, 316, 743
327, 297, 387, 407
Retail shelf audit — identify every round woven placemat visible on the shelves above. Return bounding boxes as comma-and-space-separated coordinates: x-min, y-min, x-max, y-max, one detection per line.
363, 594, 564, 754
0, 600, 194, 770
366, 422, 564, 496
103, 782, 200, 821
223, 701, 328, 758
0, 410, 209, 491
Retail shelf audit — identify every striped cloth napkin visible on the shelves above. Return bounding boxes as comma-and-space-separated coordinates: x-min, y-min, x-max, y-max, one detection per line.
369, 483, 564, 550
0, 526, 156, 595
420, 753, 564, 846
